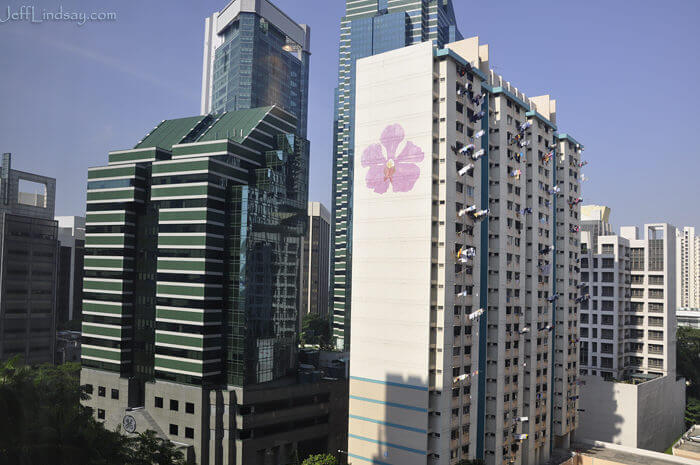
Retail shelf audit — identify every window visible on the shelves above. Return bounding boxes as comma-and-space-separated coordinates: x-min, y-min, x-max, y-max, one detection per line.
85, 384, 93, 394
649, 275, 664, 285
601, 244, 614, 255
185, 427, 194, 439
649, 289, 664, 299
169, 424, 178, 436
98, 386, 106, 397
186, 402, 195, 414
97, 409, 105, 420
170, 400, 179, 411
111, 389, 119, 400
155, 397, 163, 408
630, 248, 644, 271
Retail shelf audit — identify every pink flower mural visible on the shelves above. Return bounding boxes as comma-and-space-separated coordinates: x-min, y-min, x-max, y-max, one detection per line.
361, 124, 425, 194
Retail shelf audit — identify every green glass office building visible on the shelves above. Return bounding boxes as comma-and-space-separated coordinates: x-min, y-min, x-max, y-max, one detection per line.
331, 0, 462, 349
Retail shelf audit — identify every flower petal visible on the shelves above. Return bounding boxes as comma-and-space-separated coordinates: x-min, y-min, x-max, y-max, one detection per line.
396, 141, 425, 164
366, 165, 390, 194
380, 124, 405, 158
391, 163, 420, 193
361, 143, 385, 167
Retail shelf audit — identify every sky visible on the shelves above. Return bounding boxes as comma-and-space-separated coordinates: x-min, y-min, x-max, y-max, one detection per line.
0, 0, 698, 232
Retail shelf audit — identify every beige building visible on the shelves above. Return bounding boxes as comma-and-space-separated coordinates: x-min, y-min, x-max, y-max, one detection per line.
348, 38, 583, 465
677, 227, 700, 309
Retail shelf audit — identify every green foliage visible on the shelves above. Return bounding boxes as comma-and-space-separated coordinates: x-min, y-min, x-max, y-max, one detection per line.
301, 313, 331, 347
301, 454, 338, 465
677, 326, 700, 398
686, 397, 700, 429
0, 357, 186, 465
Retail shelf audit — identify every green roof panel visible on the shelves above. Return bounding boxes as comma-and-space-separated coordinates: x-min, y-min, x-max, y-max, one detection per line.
135, 116, 208, 150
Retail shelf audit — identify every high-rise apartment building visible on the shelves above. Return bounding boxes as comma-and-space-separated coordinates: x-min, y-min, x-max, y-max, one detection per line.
302, 202, 330, 320
0, 153, 58, 364
580, 205, 611, 252
331, 0, 463, 351
56, 215, 85, 326
80, 107, 347, 464
579, 211, 680, 379
579, 220, 630, 380
620, 224, 677, 377
201, 0, 310, 136
348, 39, 582, 465
677, 226, 699, 308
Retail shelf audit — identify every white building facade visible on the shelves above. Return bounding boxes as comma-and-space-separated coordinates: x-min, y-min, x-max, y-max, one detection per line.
348, 39, 583, 465
677, 226, 700, 309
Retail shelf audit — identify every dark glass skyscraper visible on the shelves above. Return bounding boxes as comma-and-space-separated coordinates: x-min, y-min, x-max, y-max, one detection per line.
201, 0, 311, 137
330, 0, 462, 350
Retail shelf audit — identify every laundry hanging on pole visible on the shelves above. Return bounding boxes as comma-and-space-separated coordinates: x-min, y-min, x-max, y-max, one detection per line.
578, 161, 588, 167
519, 327, 531, 334
468, 309, 484, 321
570, 225, 580, 233
519, 121, 532, 132
510, 169, 522, 180
518, 139, 530, 148
472, 129, 485, 140
471, 149, 485, 161
451, 143, 464, 155
539, 245, 554, 255
548, 186, 561, 195
470, 111, 485, 123
547, 294, 559, 303
456, 290, 469, 297
472, 209, 489, 220
458, 163, 475, 176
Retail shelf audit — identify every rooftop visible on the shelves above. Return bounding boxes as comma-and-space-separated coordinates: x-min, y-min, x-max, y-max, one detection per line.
573, 442, 688, 465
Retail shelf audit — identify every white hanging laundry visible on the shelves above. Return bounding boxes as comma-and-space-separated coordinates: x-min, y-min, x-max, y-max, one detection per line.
460, 144, 476, 154
519, 121, 532, 131
453, 373, 469, 383
456, 290, 469, 297
468, 309, 484, 320
473, 129, 485, 140
471, 149, 485, 160
458, 163, 475, 176
519, 327, 530, 334
516, 417, 529, 422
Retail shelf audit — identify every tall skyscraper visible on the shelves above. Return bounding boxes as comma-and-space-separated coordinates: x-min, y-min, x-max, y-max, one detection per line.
200, 0, 310, 137
0, 153, 58, 364
677, 226, 699, 308
331, 0, 463, 351
80, 107, 346, 464
302, 202, 331, 320
56, 215, 85, 326
347, 38, 582, 465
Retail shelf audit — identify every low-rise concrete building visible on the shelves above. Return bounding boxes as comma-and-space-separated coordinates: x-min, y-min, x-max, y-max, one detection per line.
576, 374, 686, 452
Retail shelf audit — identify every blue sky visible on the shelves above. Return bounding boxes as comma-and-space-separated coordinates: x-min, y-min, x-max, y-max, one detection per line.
0, 0, 698, 231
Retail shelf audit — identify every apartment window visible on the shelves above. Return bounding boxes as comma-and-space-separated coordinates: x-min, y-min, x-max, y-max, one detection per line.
649, 289, 664, 299
170, 400, 179, 411
601, 244, 614, 254
648, 239, 664, 271
111, 389, 119, 400
601, 329, 613, 340
649, 317, 664, 327
185, 427, 194, 439
648, 303, 664, 313
155, 397, 163, 408
456, 101, 464, 114
84, 384, 93, 394
648, 330, 664, 341
97, 409, 105, 420
630, 248, 644, 270
98, 386, 106, 397
649, 275, 664, 285
456, 121, 464, 133
601, 286, 614, 296
631, 275, 644, 284
169, 424, 178, 436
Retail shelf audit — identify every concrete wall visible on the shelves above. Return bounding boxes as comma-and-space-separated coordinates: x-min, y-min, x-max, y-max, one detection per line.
348, 41, 434, 465
577, 374, 686, 452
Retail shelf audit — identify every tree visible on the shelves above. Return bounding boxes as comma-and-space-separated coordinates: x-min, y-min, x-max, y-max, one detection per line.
686, 397, 700, 429
301, 313, 330, 347
301, 454, 338, 465
677, 326, 700, 398
0, 356, 185, 465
